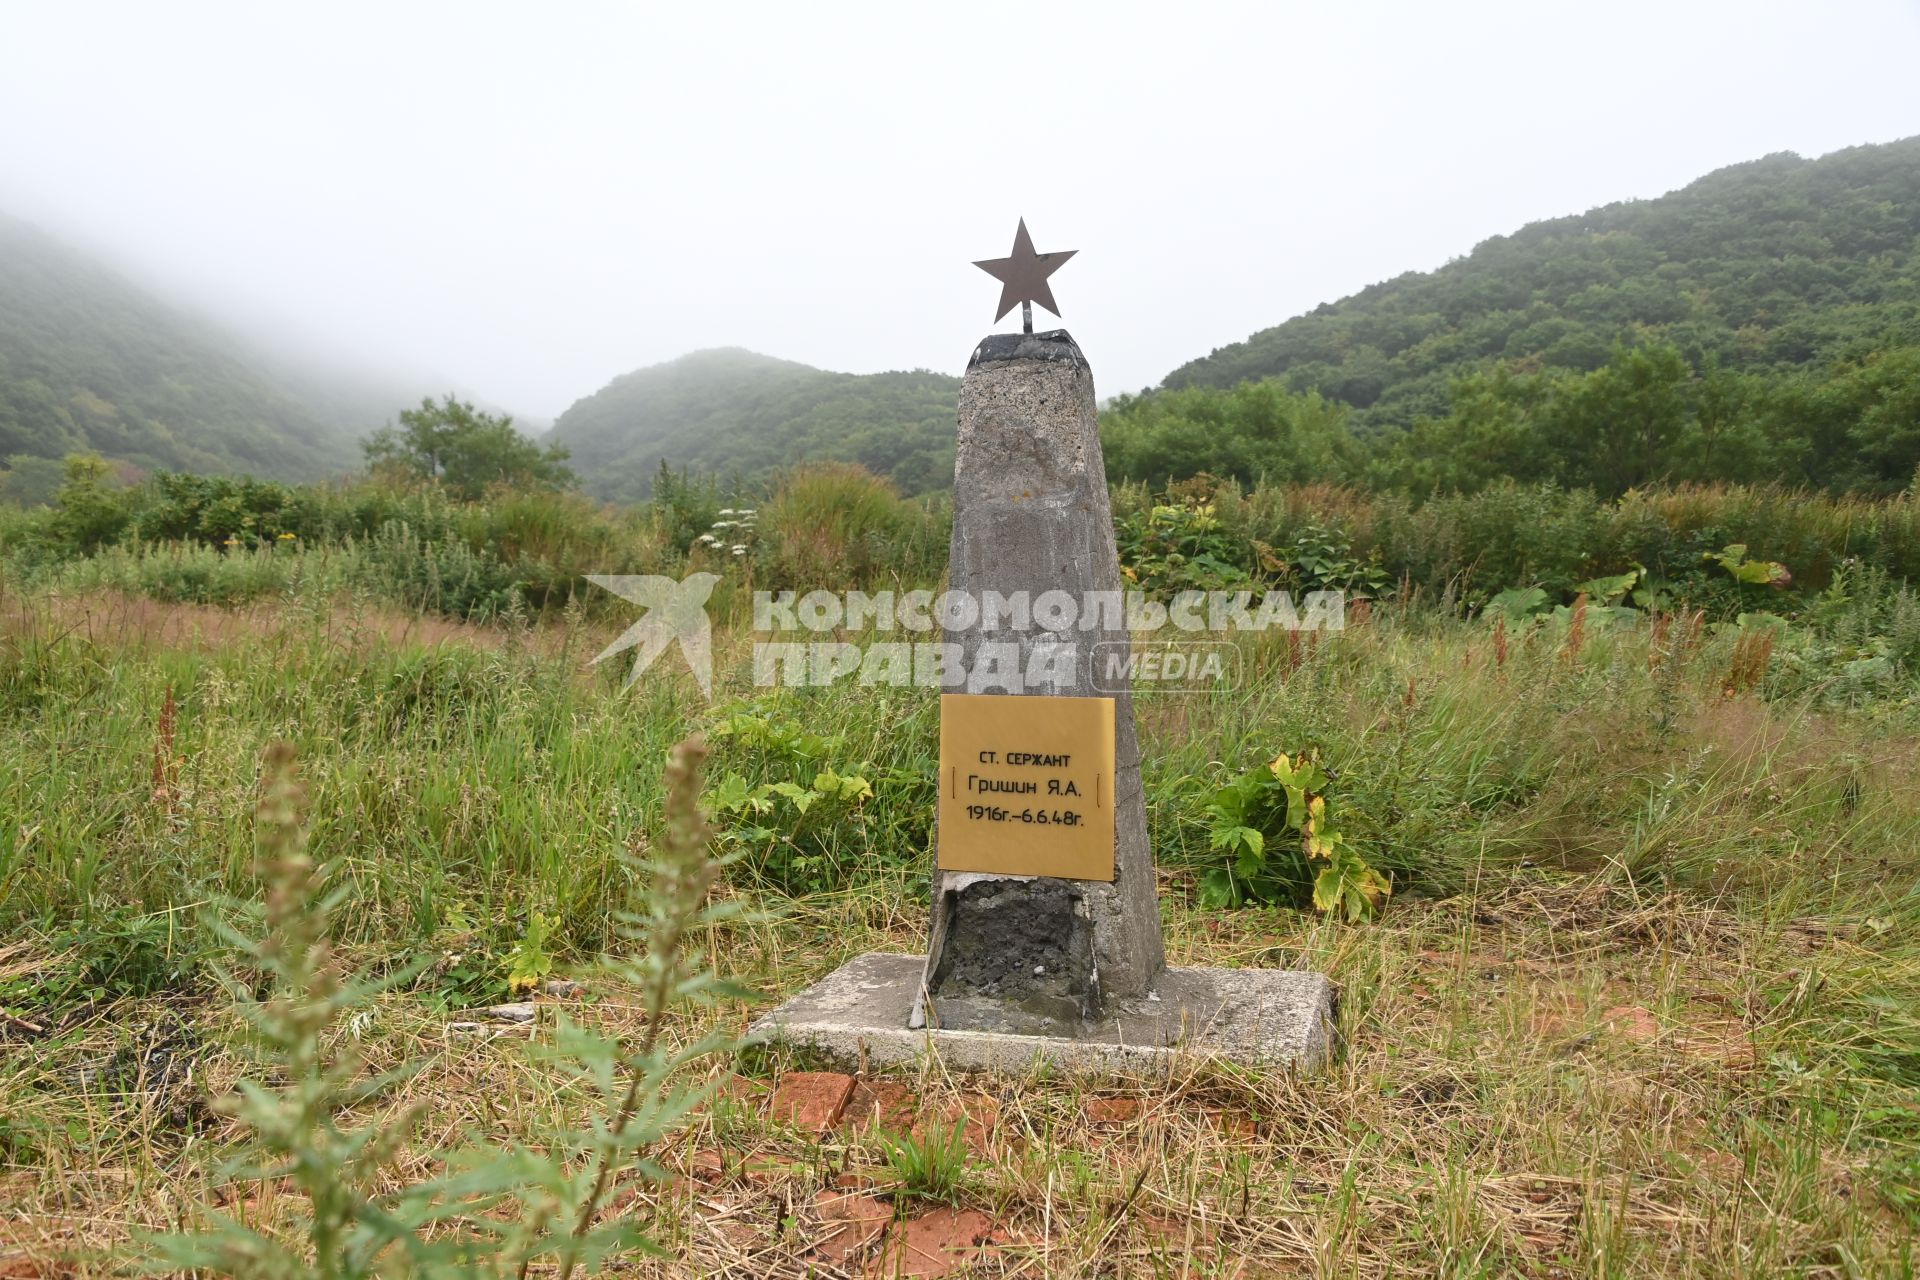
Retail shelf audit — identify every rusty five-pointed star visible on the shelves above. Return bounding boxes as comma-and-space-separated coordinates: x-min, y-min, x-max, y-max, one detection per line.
973, 218, 1077, 325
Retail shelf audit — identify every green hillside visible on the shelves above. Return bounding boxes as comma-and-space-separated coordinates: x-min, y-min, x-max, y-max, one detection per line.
1108, 138, 1920, 496
1163, 138, 1920, 428
547, 348, 961, 501
0, 212, 375, 484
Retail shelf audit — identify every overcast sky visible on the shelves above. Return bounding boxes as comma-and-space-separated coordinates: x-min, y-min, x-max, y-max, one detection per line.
3, 1, 1918, 419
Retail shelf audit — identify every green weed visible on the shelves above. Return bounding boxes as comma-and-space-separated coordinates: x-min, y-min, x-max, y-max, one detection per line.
873, 1119, 970, 1205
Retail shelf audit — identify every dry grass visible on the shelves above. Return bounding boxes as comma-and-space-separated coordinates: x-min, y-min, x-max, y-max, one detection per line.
3, 877, 1912, 1278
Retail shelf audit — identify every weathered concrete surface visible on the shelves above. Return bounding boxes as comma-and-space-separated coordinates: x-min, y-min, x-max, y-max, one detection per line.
925, 329, 1164, 1027
926, 878, 1097, 1036
754, 952, 1339, 1074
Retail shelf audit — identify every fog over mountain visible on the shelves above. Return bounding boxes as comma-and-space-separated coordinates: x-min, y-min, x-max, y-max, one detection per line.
0, 210, 392, 478
3, 1, 1917, 428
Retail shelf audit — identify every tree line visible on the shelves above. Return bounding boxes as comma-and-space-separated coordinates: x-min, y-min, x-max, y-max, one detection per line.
1102, 337, 1920, 497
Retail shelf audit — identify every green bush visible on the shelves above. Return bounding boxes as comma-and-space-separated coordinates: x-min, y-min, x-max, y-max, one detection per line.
49, 454, 130, 552
758, 462, 944, 587
1170, 478, 1920, 611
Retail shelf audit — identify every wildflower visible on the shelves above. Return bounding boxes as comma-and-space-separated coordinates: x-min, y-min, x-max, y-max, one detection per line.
731, 546, 747, 556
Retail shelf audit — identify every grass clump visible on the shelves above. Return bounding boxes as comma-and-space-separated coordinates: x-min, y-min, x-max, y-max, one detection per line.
873, 1119, 972, 1206
756, 461, 946, 588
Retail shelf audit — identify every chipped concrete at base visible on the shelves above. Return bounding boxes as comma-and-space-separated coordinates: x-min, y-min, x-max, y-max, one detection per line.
925, 879, 1100, 1036
752, 952, 1339, 1075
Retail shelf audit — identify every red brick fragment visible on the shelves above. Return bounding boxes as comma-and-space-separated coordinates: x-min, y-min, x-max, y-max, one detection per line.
813, 1189, 893, 1266
713, 1072, 770, 1112
868, 1206, 1001, 1277
1086, 1096, 1142, 1127
919, 1092, 998, 1152
0, 1259, 75, 1280
840, 1078, 917, 1133
770, 1071, 856, 1132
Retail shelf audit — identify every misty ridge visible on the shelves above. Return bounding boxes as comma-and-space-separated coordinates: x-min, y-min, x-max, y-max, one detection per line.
4, 136, 1920, 508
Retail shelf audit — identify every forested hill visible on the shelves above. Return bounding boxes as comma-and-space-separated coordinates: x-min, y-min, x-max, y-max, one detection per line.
0, 212, 385, 483
1162, 137, 1920, 429
548, 348, 961, 501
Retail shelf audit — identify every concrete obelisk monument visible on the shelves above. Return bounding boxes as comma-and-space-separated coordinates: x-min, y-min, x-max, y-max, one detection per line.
752, 223, 1336, 1071
917, 222, 1160, 1035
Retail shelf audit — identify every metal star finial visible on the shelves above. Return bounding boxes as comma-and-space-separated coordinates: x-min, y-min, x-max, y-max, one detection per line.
973, 218, 1076, 333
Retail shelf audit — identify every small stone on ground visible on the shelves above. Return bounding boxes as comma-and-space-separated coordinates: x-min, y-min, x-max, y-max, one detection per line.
479, 1002, 536, 1023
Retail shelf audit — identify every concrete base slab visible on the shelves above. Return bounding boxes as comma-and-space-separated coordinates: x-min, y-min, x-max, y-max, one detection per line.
749, 952, 1338, 1075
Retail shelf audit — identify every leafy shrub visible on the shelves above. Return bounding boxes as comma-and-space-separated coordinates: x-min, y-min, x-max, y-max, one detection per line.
1203, 749, 1389, 919
1116, 495, 1258, 594
650, 461, 725, 554
49, 453, 130, 551
1276, 522, 1390, 599
705, 697, 880, 893
1101, 380, 1353, 487
11, 454, 1920, 636
363, 395, 573, 500
351, 520, 529, 619
57, 541, 322, 605
133, 473, 304, 546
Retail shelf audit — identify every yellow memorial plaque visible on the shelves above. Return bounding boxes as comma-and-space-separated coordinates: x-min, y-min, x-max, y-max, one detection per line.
937, 693, 1116, 881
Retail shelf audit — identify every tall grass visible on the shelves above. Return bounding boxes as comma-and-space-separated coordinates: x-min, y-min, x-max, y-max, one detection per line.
2, 579, 1918, 1273
3, 582, 1913, 987
756, 462, 947, 588
14, 465, 1920, 626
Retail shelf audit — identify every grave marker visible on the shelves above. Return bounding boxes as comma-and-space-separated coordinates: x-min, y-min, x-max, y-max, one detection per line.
751, 224, 1337, 1071
936, 692, 1115, 882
